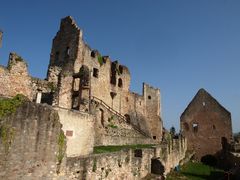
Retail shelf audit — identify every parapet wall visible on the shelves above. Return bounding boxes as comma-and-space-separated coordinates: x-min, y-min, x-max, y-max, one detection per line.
62, 136, 187, 179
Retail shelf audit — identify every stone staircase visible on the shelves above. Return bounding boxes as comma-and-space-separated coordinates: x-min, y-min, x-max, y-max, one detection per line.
91, 96, 151, 138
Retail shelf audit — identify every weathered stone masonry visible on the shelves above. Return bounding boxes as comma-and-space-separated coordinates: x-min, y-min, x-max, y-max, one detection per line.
64, 137, 187, 179
46, 16, 163, 142
180, 88, 232, 160
0, 53, 54, 102
0, 16, 188, 179
0, 102, 66, 180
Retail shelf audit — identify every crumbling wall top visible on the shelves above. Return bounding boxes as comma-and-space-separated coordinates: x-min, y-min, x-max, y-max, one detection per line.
58, 16, 82, 38
7, 52, 28, 76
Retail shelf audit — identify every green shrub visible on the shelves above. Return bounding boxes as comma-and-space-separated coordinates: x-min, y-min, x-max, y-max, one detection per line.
57, 131, 65, 164
0, 124, 15, 155
98, 55, 103, 66
0, 94, 27, 119
108, 124, 118, 129
92, 158, 97, 172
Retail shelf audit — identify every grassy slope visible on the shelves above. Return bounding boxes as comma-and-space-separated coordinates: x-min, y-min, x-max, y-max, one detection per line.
93, 144, 155, 154
167, 162, 225, 180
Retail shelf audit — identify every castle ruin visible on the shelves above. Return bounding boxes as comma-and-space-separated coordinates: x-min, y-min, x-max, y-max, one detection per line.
0, 16, 187, 179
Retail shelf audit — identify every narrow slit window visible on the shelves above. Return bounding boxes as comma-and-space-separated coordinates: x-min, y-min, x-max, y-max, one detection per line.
93, 68, 99, 78
66, 47, 70, 56
118, 78, 123, 88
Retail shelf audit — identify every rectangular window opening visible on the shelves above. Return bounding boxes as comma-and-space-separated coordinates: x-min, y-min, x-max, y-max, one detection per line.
93, 68, 99, 78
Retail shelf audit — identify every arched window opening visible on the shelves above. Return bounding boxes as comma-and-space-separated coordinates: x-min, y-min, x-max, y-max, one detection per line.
125, 114, 131, 124
151, 159, 165, 175
118, 78, 123, 88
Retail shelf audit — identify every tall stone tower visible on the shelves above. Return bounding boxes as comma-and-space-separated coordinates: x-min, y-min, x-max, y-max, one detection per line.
0, 30, 2, 48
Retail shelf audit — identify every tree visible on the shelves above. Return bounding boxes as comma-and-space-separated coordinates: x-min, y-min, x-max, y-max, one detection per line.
170, 126, 176, 137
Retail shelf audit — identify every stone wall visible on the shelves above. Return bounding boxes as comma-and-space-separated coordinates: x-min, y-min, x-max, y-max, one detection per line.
62, 136, 187, 179
0, 53, 32, 99
0, 99, 186, 179
0, 53, 53, 103
180, 89, 232, 160
0, 101, 65, 179
56, 107, 95, 157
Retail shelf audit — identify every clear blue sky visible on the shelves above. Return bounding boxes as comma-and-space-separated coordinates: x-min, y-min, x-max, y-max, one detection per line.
0, 0, 239, 132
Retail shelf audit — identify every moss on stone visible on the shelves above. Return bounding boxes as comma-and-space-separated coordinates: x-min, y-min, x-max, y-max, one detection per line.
0, 124, 15, 155
57, 131, 65, 164
97, 55, 103, 66
48, 82, 57, 92
107, 124, 118, 129
92, 158, 97, 172
0, 94, 27, 119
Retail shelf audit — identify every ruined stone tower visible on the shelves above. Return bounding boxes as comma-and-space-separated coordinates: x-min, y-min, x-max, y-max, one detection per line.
47, 16, 163, 141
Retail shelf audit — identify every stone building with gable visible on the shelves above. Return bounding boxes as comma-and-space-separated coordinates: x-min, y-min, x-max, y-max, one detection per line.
180, 88, 232, 160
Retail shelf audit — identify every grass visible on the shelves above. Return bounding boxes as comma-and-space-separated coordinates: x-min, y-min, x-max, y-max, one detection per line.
93, 144, 155, 154
166, 161, 225, 180
107, 124, 118, 129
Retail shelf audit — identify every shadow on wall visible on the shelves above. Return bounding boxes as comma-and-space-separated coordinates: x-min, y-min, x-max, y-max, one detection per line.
200, 136, 240, 178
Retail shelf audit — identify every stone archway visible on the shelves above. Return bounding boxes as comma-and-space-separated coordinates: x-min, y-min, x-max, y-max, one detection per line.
151, 158, 165, 175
